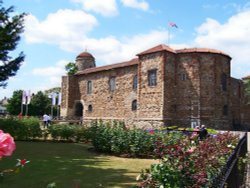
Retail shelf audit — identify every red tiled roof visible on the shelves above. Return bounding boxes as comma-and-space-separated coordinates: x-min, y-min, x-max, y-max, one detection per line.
242, 75, 250, 80
75, 44, 231, 76
76, 58, 138, 75
137, 44, 176, 55
77, 51, 94, 58
176, 48, 231, 58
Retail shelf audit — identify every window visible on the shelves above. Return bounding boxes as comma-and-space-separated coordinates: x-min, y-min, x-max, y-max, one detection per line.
223, 105, 228, 116
221, 73, 227, 91
133, 75, 138, 90
88, 105, 93, 112
148, 69, 157, 86
132, 100, 137, 111
180, 73, 187, 81
109, 77, 116, 92
87, 80, 92, 94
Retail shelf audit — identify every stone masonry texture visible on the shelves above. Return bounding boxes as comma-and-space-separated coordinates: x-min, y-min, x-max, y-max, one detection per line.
61, 44, 250, 130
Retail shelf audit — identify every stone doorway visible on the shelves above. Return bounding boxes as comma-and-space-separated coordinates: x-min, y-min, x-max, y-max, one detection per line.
74, 101, 83, 117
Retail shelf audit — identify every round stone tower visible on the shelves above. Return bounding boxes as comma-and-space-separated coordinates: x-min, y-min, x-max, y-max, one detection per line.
75, 51, 96, 71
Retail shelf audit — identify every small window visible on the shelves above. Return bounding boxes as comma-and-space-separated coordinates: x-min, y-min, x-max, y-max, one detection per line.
87, 80, 92, 94
109, 77, 116, 92
148, 69, 157, 86
88, 105, 93, 112
180, 73, 187, 81
132, 100, 137, 111
221, 73, 227, 91
133, 75, 138, 90
223, 105, 228, 116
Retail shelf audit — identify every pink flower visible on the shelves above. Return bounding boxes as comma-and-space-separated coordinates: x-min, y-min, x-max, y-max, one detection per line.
0, 130, 16, 158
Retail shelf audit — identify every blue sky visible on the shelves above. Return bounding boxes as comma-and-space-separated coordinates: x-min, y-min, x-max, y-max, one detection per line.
1, 0, 250, 99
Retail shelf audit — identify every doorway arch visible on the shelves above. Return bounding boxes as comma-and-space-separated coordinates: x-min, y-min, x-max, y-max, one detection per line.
74, 101, 83, 117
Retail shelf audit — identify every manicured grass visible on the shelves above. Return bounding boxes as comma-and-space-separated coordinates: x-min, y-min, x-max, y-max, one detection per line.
0, 141, 156, 188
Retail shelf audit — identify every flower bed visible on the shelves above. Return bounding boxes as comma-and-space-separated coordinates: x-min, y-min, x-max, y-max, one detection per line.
135, 132, 240, 188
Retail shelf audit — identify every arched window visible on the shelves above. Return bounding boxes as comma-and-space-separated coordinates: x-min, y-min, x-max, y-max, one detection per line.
133, 75, 138, 90
88, 105, 93, 112
148, 69, 157, 86
109, 77, 116, 92
132, 100, 137, 111
87, 80, 92, 94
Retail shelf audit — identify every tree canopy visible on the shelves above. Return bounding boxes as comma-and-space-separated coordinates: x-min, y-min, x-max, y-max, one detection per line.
0, 1, 26, 87
65, 62, 78, 75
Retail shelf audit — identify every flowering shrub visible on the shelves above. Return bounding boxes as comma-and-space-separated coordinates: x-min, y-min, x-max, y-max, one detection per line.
0, 130, 16, 158
136, 132, 239, 188
0, 129, 29, 180
88, 120, 187, 158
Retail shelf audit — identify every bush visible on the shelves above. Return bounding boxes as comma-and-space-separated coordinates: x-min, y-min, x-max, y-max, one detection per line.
88, 120, 170, 157
48, 124, 86, 141
0, 117, 42, 140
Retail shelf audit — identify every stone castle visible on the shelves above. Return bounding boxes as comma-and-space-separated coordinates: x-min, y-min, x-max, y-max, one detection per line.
61, 44, 250, 130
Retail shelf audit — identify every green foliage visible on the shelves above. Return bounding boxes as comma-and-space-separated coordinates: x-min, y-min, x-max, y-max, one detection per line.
6, 90, 22, 115
136, 132, 240, 188
88, 120, 166, 157
48, 124, 86, 141
0, 1, 26, 87
65, 62, 78, 75
44, 87, 61, 96
0, 117, 42, 140
29, 91, 51, 116
7, 90, 51, 116
65, 62, 78, 76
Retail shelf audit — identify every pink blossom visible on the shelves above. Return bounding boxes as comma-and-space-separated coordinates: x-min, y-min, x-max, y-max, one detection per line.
0, 130, 16, 158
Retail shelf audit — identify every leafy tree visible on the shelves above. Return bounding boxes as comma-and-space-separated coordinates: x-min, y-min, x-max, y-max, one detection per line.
0, 1, 26, 87
44, 87, 61, 96
6, 90, 22, 115
29, 91, 50, 116
65, 62, 78, 75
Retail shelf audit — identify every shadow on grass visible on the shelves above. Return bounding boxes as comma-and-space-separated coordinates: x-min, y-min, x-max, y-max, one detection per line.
0, 141, 146, 188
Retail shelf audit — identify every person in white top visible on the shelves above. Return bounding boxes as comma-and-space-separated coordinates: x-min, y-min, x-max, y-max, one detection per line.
42, 114, 49, 128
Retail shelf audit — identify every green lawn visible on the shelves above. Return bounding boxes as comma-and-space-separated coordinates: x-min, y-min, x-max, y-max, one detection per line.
0, 142, 156, 188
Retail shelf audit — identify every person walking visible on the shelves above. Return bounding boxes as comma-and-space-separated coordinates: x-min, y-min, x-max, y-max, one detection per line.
199, 124, 208, 140
42, 113, 49, 129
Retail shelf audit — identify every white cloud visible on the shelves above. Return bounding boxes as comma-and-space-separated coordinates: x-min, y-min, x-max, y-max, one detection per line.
24, 9, 97, 46
32, 60, 68, 85
120, 0, 149, 11
80, 30, 169, 64
194, 10, 250, 78
71, 0, 118, 16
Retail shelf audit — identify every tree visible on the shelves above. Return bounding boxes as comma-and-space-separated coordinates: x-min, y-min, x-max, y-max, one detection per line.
29, 91, 50, 116
6, 90, 22, 115
0, 1, 26, 87
65, 62, 78, 75
44, 87, 61, 96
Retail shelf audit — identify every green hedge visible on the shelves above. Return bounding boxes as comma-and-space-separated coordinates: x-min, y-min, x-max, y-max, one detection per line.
48, 124, 87, 141
0, 117, 42, 140
87, 120, 185, 157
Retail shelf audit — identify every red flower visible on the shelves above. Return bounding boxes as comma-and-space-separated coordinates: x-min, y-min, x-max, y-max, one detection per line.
16, 159, 30, 167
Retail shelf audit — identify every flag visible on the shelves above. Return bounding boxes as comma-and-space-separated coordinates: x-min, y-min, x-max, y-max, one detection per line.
22, 91, 27, 105
52, 93, 57, 106
58, 92, 62, 106
169, 22, 178, 28
27, 90, 32, 104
